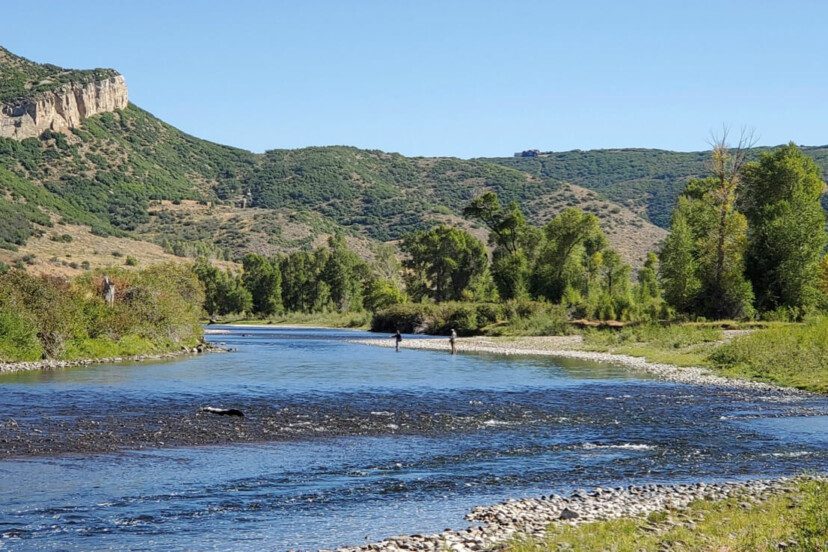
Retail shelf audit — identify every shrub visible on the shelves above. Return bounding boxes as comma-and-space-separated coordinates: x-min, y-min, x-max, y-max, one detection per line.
0, 264, 204, 362
125, 255, 138, 266
372, 302, 510, 335
0, 305, 42, 361
371, 303, 437, 333
485, 303, 571, 336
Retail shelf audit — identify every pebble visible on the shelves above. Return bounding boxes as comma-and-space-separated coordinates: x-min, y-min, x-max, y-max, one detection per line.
334, 477, 816, 552
0, 343, 228, 374
350, 338, 809, 394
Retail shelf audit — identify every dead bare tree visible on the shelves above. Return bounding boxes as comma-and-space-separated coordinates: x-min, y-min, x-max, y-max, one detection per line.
706, 125, 758, 294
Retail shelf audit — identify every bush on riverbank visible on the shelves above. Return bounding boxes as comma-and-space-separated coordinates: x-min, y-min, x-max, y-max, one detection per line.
710, 317, 828, 393
227, 310, 372, 329
0, 264, 204, 362
370, 301, 570, 336
509, 479, 828, 552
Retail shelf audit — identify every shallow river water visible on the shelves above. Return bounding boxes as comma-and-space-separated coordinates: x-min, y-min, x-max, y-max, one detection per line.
1, 327, 827, 551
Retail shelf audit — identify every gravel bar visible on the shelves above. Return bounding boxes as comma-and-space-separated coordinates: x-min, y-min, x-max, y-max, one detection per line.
350, 336, 804, 394
332, 477, 812, 552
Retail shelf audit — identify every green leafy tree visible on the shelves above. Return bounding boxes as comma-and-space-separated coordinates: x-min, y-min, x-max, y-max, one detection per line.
659, 198, 701, 313
636, 252, 665, 320
363, 278, 407, 312
741, 143, 828, 314
464, 192, 534, 300
531, 208, 605, 302
242, 253, 282, 316
279, 249, 332, 313
322, 235, 367, 312
658, 133, 755, 320
194, 259, 252, 317
401, 225, 488, 302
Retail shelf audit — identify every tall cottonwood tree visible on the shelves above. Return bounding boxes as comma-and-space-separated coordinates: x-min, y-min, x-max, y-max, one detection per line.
659, 200, 700, 313
659, 130, 755, 319
464, 192, 536, 299
741, 143, 828, 314
322, 235, 367, 312
401, 225, 488, 302
531, 208, 606, 302
242, 253, 282, 316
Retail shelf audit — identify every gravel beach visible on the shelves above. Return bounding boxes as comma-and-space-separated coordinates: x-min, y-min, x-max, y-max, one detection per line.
0, 343, 225, 375
350, 335, 801, 394
332, 477, 811, 552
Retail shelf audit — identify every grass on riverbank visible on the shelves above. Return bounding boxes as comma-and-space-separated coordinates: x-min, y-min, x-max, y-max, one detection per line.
579, 324, 724, 367
508, 479, 828, 552
710, 317, 828, 394
573, 318, 828, 393
225, 310, 371, 329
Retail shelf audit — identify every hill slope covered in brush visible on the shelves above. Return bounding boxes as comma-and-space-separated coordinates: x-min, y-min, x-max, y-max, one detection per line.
1, 45, 825, 274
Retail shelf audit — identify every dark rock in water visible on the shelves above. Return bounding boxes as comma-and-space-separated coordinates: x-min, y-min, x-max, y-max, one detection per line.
558, 507, 579, 520
200, 407, 244, 418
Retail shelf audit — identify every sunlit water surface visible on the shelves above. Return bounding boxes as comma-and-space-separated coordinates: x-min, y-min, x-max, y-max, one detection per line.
1, 327, 826, 550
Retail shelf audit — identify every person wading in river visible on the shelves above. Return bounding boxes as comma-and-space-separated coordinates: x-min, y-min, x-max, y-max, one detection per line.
449, 328, 457, 355
393, 329, 402, 352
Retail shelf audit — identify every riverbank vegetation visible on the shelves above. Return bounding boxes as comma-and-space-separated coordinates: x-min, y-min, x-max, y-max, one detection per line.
0, 264, 203, 362
508, 478, 828, 552
711, 317, 828, 393
183, 139, 828, 391
6, 136, 828, 395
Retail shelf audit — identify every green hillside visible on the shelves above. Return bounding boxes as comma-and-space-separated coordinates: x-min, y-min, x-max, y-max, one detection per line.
0, 104, 256, 250
1, 46, 826, 267
487, 147, 828, 228
0, 46, 118, 103
248, 148, 546, 240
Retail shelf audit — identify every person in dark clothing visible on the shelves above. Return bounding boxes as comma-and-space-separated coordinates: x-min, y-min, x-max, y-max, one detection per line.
449, 328, 457, 355
393, 329, 402, 352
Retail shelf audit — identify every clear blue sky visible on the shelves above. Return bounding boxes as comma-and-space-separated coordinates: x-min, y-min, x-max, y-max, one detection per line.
6, 1, 827, 157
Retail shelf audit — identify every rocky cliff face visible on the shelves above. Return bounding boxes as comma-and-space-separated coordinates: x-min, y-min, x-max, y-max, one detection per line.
0, 75, 128, 139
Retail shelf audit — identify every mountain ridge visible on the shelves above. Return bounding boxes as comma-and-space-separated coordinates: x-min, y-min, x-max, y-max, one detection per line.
0, 45, 825, 277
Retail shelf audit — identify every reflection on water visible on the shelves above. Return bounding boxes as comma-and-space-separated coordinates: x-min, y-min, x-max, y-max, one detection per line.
1, 327, 826, 551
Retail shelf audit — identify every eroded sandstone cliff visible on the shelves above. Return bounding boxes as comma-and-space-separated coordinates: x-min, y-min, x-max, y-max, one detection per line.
0, 75, 128, 139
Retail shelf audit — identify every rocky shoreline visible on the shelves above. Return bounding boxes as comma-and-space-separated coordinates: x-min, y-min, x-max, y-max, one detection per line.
0, 341, 227, 375
332, 477, 808, 552
350, 336, 804, 394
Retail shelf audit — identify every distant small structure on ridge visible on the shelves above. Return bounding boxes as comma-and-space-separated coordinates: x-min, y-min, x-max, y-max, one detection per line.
514, 149, 540, 158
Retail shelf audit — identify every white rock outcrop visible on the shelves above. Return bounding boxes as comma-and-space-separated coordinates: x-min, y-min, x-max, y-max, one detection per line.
0, 75, 128, 140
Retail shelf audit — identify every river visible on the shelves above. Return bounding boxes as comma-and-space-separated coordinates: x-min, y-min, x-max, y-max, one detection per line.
1, 327, 826, 550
